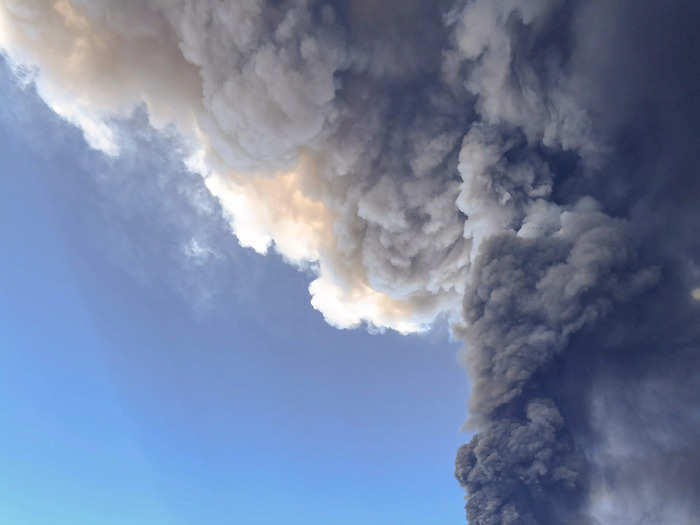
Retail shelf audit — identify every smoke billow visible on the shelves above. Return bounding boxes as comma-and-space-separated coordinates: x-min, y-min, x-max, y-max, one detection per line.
2, 0, 699, 522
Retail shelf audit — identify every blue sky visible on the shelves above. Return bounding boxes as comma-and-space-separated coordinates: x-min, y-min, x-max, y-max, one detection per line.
0, 60, 470, 524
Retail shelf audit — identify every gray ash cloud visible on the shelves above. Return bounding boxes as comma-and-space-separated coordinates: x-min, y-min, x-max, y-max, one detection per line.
1, 1, 699, 522
452, 2, 700, 522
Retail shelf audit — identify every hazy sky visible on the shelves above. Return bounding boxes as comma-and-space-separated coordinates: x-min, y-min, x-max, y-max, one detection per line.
0, 61, 469, 525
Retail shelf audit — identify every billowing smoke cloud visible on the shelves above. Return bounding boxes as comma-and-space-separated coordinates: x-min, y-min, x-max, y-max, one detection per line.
1, 0, 699, 522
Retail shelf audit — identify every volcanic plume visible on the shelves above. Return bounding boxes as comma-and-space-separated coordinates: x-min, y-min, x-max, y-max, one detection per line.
1, 1, 699, 522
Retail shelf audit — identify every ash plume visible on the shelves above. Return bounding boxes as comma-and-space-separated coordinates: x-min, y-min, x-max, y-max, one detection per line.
1, 1, 699, 522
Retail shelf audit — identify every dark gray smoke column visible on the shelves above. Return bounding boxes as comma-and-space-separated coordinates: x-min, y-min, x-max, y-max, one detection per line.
451, 1, 700, 523
0, 0, 699, 523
